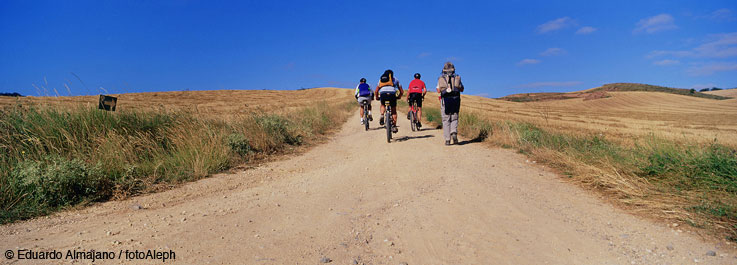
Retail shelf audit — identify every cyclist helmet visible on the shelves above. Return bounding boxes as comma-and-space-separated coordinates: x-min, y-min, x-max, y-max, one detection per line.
414, 73, 421, 79
385, 69, 394, 76
360, 78, 366, 83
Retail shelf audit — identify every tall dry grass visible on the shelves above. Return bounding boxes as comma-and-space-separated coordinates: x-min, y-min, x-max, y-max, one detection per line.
0, 100, 353, 223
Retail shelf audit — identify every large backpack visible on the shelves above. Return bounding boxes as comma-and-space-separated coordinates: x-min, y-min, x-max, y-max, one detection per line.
438, 74, 463, 97
378, 73, 394, 88
357, 83, 371, 97
439, 73, 463, 114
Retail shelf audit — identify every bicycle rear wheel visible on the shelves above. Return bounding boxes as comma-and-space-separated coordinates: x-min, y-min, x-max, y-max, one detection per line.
410, 111, 416, 131
363, 104, 369, 131
385, 108, 392, 143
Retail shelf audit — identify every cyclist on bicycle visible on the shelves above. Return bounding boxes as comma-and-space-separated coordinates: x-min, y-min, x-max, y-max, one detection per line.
354, 77, 373, 125
406, 73, 427, 128
374, 69, 403, 133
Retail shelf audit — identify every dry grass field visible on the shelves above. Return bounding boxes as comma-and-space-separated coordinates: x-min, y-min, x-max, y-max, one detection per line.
0, 88, 354, 223
705, 88, 737, 98
442, 91, 737, 147
421, 84, 737, 240
0, 87, 353, 117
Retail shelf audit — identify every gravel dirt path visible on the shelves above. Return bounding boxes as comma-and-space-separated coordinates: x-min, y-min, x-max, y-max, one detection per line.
2, 101, 736, 264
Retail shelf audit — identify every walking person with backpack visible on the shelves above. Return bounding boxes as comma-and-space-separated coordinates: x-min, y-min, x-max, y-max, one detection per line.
354, 78, 373, 125
436, 62, 464, 145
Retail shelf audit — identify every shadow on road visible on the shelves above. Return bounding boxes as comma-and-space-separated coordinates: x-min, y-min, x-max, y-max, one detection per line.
456, 138, 484, 146
367, 125, 403, 131
394, 134, 434, 142
366, 124, 395, 131
456, 131, 489, 146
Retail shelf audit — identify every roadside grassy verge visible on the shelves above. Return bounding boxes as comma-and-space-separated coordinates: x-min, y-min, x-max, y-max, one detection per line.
0, 101, 353, 223
423, 106, 737, 241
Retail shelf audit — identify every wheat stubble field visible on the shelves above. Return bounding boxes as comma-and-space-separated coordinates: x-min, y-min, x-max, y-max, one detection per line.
426, 89, 737, 146
0, 87, 353, 116
420, 84, 737, 243
2, 86, 737, 263
706, 89, 737, 98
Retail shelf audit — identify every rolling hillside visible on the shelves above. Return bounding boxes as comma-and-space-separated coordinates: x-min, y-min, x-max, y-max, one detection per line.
429, 89, 737, 147
705, 88, 737, 98
499, 83, 732, 102
0, 87, 353, 116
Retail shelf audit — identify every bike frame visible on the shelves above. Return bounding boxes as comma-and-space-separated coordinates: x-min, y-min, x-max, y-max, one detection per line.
409, 95, 422, 131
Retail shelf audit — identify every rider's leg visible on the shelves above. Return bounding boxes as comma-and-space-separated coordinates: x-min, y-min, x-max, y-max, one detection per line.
417, 107, 422, 121
407, 98, 412, 119
379, 104, 386, 125
367, 102, 373, 120
362, 105, 367, 123
359, 105, 364, 118
391, 107, 398, 125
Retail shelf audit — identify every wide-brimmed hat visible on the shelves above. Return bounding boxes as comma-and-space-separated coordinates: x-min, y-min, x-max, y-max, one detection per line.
443, 62, 455, 74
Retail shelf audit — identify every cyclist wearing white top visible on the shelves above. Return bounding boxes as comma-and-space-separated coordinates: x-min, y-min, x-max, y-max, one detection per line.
374, 69, 404, 132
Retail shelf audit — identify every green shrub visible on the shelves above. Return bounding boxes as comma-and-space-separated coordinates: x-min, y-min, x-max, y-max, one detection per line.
256, 114, 302, 146
228, 133, 252, 156
9, 155, 106, 210
424, 108, 441, 124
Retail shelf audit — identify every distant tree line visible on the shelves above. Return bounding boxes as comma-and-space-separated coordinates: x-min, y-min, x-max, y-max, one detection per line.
0, 92, 23, 97
698, 87, 724, 92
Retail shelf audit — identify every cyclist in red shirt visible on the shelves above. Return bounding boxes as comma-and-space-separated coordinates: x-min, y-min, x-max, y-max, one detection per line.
406, 73, 427, 128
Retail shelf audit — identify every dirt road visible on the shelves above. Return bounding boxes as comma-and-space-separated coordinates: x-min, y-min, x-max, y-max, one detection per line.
2, 102, 736, 264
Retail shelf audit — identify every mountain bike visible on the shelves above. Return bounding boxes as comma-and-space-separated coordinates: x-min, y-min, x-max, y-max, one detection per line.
408, 96, 422, 131
361, 99, 370, 131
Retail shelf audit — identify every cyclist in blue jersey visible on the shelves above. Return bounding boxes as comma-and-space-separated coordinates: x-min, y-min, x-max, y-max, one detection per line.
355, 78, 374, 124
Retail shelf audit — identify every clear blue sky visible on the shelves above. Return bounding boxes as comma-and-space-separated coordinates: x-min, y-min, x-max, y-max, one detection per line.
1, 0, 736, 97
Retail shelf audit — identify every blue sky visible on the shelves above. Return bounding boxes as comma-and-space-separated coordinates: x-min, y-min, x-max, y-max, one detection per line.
1, 0, 736, 98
